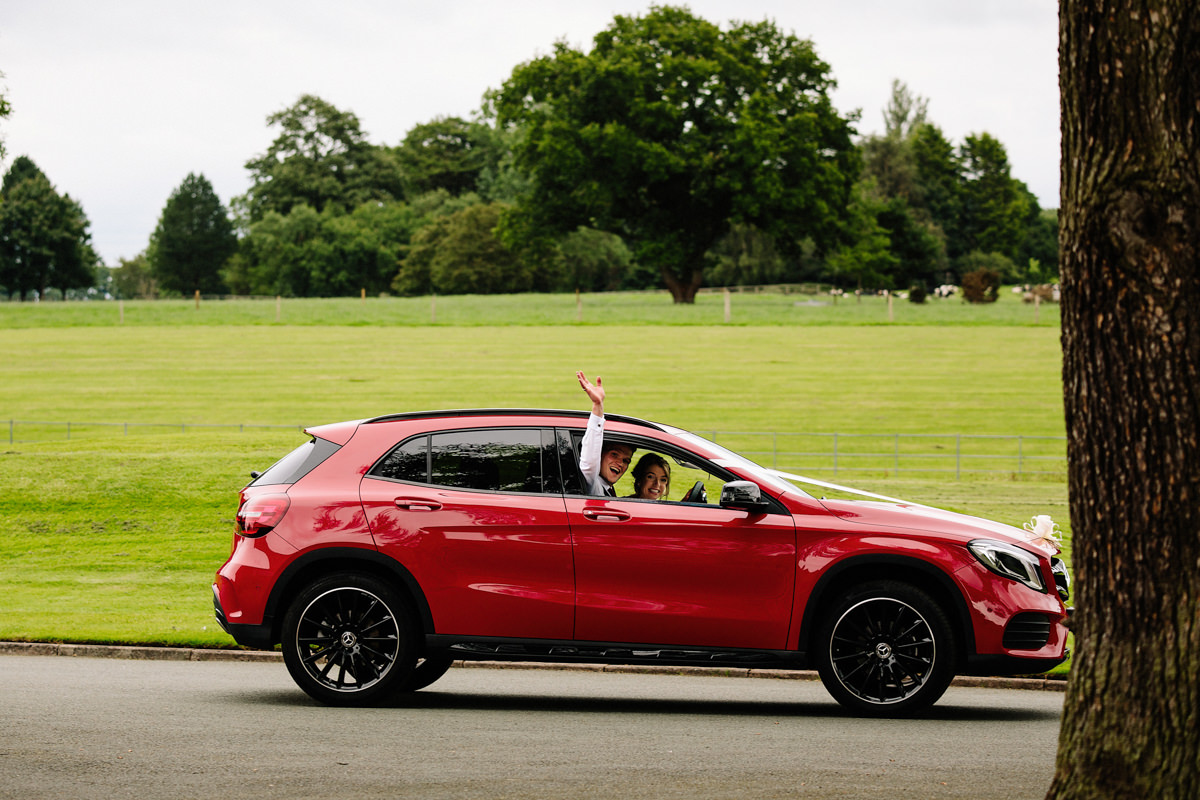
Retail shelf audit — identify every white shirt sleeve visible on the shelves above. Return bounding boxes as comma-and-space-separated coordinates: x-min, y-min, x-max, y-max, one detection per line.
578, 412, 606, 495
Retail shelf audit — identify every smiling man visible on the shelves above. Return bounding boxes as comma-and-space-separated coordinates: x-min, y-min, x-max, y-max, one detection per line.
576, 371, 635, 496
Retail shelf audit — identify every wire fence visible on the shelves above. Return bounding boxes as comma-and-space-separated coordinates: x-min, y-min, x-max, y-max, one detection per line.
6, 419, 1067, 481
5, 420, 302, 443
700, 430, 1066, 480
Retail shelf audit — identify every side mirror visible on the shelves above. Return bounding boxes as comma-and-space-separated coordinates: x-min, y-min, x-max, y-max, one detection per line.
720, 481, 769, 511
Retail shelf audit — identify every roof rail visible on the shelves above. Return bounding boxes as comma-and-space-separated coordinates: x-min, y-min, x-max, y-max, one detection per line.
363, 408, 666, 431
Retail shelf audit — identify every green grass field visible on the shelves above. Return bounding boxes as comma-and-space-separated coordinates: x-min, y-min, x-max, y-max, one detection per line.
0, 288, 1060, 329
0, 292, 1071, 672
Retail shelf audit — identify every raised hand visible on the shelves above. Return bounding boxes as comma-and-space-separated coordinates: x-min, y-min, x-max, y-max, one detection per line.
576, 370, 605, 415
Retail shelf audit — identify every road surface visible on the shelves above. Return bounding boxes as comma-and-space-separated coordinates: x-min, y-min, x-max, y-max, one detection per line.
1, 654, 1063, 799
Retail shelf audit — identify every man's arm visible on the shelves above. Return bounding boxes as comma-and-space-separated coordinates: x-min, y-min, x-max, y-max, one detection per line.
576, 372, 605, 494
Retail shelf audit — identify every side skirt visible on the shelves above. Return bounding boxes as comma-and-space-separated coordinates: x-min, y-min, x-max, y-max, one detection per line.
425, 634, 807, 671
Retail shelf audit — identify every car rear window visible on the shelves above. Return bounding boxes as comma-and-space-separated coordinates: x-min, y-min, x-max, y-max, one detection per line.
250, 437, 341, 486
371, 428, 557, 493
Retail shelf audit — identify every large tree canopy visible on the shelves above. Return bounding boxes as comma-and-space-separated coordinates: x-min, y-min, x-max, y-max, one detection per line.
488, 4, 859, 302
239, 94, 405, 223
394, 116, 495, 198
1050, 1, 1199, 798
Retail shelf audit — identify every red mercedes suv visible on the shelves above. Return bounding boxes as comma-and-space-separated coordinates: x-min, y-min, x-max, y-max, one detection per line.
213, 409, 1070, 716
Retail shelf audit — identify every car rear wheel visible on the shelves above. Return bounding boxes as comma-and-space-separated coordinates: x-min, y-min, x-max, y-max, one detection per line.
815, 580, 956, 716
281, 573, 417, 706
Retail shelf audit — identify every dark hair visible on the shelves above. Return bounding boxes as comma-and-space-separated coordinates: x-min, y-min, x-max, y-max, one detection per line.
631, 453, 671, 498
604, 440, 635, 455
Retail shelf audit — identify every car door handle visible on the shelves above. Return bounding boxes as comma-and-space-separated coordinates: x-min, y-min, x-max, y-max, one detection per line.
394, 498, 442, 511
582, 508, 631, 522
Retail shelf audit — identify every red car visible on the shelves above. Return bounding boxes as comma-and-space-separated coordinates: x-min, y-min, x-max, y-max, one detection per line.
213, 410, 1070, 716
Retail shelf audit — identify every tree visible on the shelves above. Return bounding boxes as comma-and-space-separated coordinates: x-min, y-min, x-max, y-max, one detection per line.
489, 5, 859, 302
826, 181, 899, 290
427, 203, 530, 295
1049, 3, 1200, 799
148, 173, 236, 296
957, 132, 1027, 261
861, 81, 928, 205
559, 226, 635, 292
910, 123, 962, 256
706, 223, 790, 288
111, 252, 157, 299
1, 154, 43, 195
0, 158, 96, 300
875, 197, 946, 289
234, 196, 442, 298
394, 116, 493, 198
1015, 189, 1059, 279
234, 204, 326, 297
238, 95, 404, 222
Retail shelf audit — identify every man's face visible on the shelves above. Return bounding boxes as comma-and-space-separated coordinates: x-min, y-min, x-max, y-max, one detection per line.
601, 445, 634, 485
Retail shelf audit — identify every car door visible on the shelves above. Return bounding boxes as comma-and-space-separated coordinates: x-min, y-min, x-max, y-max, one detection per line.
564, 437, 797, 650
360, 427, 574, 639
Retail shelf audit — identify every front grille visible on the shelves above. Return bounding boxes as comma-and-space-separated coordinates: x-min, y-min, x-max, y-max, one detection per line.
1003, 613, 1052, 650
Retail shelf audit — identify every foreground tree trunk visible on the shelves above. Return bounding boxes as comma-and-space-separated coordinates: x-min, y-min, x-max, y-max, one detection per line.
1050, 2, 1200, 798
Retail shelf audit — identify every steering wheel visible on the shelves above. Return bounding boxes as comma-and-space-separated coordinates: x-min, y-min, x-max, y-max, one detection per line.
682, 481, 707, 504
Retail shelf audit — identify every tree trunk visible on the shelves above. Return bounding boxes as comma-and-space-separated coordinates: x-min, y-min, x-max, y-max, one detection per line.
1050, 2, 1200, 798
661, 266, 705, 304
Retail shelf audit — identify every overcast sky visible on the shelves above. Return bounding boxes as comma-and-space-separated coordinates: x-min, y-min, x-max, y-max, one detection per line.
1, 0, 1059, 265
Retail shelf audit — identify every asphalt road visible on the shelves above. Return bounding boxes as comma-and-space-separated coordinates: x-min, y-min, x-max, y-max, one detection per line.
1, 654, 1063, 799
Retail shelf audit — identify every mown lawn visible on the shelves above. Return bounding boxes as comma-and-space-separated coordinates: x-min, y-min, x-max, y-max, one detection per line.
0, 292, 1070, 673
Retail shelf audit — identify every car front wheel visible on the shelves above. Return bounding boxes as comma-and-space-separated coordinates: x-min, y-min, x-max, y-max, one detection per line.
815, 580, 956, 716
281, 573, 417, 706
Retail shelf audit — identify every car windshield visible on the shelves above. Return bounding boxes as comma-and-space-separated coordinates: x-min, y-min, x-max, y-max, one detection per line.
663, 426, 814, 499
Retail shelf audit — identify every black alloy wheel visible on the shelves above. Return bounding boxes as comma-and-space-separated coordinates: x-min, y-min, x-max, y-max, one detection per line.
281, 573, 416, 706
815, 580, 956, 716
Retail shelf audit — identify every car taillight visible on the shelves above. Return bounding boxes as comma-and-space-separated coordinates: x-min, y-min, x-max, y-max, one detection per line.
237, 493, 291, 538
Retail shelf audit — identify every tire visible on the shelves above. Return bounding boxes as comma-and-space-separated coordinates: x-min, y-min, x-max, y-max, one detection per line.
281, 572, 417, 706
399, 652, 455, 692
815, 580, 956, 717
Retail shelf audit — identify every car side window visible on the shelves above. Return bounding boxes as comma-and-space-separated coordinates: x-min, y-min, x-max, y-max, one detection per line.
370, 428, 559, 494
560, 429, 729, 503
371, 435, 428, 482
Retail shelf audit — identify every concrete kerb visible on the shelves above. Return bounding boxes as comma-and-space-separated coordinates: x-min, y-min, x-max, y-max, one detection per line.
0, 641, 1067, 692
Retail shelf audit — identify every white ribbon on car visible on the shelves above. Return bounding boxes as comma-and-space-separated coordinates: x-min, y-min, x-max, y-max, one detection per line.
768, 468, 1064, 554
766, 469, 910, 505
1022, 514, 1063, 550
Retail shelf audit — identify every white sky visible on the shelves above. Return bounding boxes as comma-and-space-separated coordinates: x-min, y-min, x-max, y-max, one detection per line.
0, 0, 1060, 265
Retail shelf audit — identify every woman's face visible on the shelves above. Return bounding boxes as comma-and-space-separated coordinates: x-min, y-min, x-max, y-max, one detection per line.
636, 463, 670, 500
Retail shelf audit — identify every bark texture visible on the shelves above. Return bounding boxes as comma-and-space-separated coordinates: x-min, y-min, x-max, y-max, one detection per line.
1051, 1, 1200, 798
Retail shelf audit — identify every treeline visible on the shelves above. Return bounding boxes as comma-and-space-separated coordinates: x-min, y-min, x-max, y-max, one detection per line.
1, 6, 1056, 304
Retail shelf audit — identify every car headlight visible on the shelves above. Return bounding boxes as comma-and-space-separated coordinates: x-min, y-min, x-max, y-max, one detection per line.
968, 539, 1047, 593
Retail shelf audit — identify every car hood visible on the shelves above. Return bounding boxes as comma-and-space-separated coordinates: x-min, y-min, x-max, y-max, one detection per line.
768, 469, 1058, 556
817, 497, 1051, 553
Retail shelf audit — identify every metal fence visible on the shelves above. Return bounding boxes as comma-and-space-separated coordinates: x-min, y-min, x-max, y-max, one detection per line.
5, 420, 302, 443
701, 430, 1066, 479
6, 420, 1067, 480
